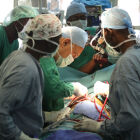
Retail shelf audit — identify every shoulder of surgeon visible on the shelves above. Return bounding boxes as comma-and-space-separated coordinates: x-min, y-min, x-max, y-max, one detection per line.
120, 44, 140, 61
0, 50, 41, 77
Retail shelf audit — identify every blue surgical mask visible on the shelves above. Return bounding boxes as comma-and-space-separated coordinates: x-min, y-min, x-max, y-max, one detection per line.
105, 44, 121, 64
69, 20, 87, 30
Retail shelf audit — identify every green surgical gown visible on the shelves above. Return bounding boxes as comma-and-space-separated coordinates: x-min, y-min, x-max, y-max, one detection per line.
40, 57, 74, 111
0, 25, 19, 65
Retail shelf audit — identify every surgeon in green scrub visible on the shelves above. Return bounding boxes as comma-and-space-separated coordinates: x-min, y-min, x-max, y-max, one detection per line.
65, 2, 98, 73
40, 26, 89, 111
0, 5, 38, 65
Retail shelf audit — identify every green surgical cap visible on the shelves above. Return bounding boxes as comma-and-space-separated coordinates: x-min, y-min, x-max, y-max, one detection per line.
3, 5, 39, 26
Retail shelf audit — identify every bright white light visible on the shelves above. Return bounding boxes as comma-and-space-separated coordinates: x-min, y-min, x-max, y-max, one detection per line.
59, 0, 73, 15
118, 0, 140, 26
118, 0, 140, 37
0, 0, 14, 23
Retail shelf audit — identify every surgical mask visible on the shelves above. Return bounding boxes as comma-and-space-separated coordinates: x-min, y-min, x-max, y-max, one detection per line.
22, 35, 59, 57
69, 20, 87, 30
18, 32, 27, 40
103, 28, 137, 49
56, 53, 74, 67
27, 39, 59, 57
56, 34, 74, 67
105, 45, 121, 64
16, 19, 32, 40
105, 39, 122, 57
103, 28, 137, 63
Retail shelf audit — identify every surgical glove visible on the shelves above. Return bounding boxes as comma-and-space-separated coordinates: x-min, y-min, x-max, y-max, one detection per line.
19, 132, 39, 140
44, 107, 71, 123
72, 82, 88, 96
93, 81, 109, 97
74, 117, 103, 133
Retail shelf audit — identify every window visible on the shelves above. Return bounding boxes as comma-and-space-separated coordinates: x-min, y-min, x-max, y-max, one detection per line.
0, 0, 14, 23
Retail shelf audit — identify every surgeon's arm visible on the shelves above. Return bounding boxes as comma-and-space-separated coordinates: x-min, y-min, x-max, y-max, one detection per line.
99, 57, 140, 136
0, 69, 36, 139
40, 57, 74, 99
79, 52, 108, 74
79, 56, 97, 73
44, 70, 74, 99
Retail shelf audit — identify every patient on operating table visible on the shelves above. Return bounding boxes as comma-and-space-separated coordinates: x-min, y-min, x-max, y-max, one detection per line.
41, 81, 110, 140
66, 81, 110, 121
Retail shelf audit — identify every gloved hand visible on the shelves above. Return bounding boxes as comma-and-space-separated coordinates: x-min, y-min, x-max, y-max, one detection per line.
93, 81, 109, 97
93, 53, 108, 68
44, 107, 71, 123
74, 117, 103, 133
72, 82, 88, 96
19, 132, 39, 140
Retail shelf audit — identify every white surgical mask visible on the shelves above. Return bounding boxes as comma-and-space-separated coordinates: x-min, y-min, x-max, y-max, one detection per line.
69, 20, 87, 30
20, 34, 59, 57
18, 32, 27, 40
56, 53, 74, 67
16, 19, 32, 40
25, 38, 59, 57
56, 33, 74, 67
103, 28, 137, 49
105, 40, 122, 58
102, 28, 122, 63
103, 28, 137, 63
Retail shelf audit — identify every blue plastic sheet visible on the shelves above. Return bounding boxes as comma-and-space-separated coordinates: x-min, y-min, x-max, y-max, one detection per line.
59, 64, 115, 94
72, 0, 111, 10
46, 130, 102, 140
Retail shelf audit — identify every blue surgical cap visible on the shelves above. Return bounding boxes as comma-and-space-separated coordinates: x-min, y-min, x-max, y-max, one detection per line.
101, 7, 135, 34
62, 26, 88, 48
66, 2, 87, 20
3, 5, 39, 26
